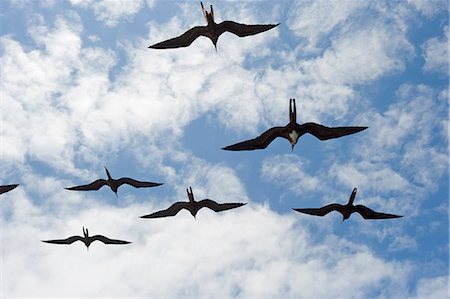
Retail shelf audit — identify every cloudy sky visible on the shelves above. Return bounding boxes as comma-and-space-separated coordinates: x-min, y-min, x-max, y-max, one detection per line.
0, 0, 448, 298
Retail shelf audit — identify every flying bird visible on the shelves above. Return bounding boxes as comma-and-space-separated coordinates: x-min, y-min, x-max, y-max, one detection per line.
140, 186, 246, 219
149, 2, 279, 50
41, 227, 131, 250
66, 167, 163, 197
222, 98, 368, 151
293, 188, 403, 222
0, 184, 19, 195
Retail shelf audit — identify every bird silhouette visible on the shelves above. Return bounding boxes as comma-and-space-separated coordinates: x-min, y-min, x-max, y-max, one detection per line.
0, 184, 19, 195
222, 99, 368, 151
140, 186, 246, 219
149, 2, 279, 50
41, 227, 131, 250
293, 188, 403, 222
65, 167, 163, 197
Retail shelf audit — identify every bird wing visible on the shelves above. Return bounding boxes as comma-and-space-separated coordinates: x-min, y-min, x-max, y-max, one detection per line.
217, 21, 279, 37
116, 177, 163, 188
140, 202, 189, 218
354, 205, 403, 219
149, 26, 209, 49
297, 122, 368, 141
65, 179, 108, 191
0, 184, 19, 194
197, 199, 246, 212
222, 126, 287, 151
91, 235, 131, 245
41, 236, 84, 245
293, 203, 345, 217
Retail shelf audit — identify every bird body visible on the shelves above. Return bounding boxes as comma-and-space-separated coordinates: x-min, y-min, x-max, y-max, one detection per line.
42, 227, 131, 250
140, 186, 246, 219
222, 99, 368, 151
0, 184, 19, 195
149, 2, 279, 50
293, 188, 402, 221
66, 167, 163, 196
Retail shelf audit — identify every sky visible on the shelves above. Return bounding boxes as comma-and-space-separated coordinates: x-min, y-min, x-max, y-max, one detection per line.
0, 0, 448, 298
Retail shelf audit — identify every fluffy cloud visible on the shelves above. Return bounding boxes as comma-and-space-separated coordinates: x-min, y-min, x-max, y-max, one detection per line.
261, 154, 320, 195
422, 26, 449, 74
69, 0, 148, 26
287, 0, 368, 53
1, 180, 412, 298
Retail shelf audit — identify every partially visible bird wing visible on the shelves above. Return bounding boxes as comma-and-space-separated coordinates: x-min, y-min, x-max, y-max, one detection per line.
197, 199, 246, 212
222, 126, 287, 151
297, 122, 368, 141
140, 202, 190, 218
0, 184, 19, 195
354, 205, 403, 219
149, 26, 209, 49
41, 236, 84, 245
116, 178, 163, 188
91, 235, 131, 245
217, 21, 279, 37
293, 203, 346, 217
65, 179, 108, 191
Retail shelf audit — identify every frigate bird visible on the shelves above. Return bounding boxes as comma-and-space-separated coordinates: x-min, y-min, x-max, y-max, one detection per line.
140, 186, 246, 219
222, 98, 368, 151
149, 2, 279, 50
0, 184, 19, 195
66, 167, 163, 197
293, 188, 402, 222
41, 227, 131, 250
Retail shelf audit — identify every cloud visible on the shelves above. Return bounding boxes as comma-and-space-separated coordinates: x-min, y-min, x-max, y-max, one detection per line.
1, 180, 412, 298
286, 0, 368, 53
408, 0, 448, 17
422, 25, 449, 75
69, 0, 147, 26
299, 23, 414, 85
261, 154, 320, 195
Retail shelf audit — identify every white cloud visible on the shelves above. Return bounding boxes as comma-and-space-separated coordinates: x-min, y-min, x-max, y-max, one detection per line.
300, 24, 414, 85
407, 276, 449, 299
287, 0, 368, 53
422, 26, 449, 74
408, 0, 448, 17
261, 154, 320, 195
69, 0, 145, 26
1, 182, 412, 298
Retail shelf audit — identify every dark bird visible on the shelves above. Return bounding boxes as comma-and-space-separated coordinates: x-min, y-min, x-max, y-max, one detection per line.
140, 186, 246, 219
0, 184, 19, 195
222, 98, 368, 151
65, 167, 163, 197
42, 227, 131, 250
149, 2, 279, 50
293, 188, 403, 222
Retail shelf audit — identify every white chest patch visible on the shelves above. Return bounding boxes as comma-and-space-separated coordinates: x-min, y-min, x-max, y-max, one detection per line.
289, 130, 299, 144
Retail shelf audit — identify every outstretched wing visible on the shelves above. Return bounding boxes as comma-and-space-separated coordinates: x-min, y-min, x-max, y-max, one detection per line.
0, 184, 19, 195
217, 21, 279, 37
198, 199, 246, 212
91, 235, 131, 245
65, 179, 108, 191
293, 203, 346, 217
354, 205, 403, 220
297, 122, 368, 141
140, 202, 189, 218
149, 26, 209, 49
117, 178, 163, 188
222, 126, 287, 151
41, 236, 84, 245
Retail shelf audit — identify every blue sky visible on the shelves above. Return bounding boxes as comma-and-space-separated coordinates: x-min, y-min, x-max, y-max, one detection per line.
0, 0, 448, 298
